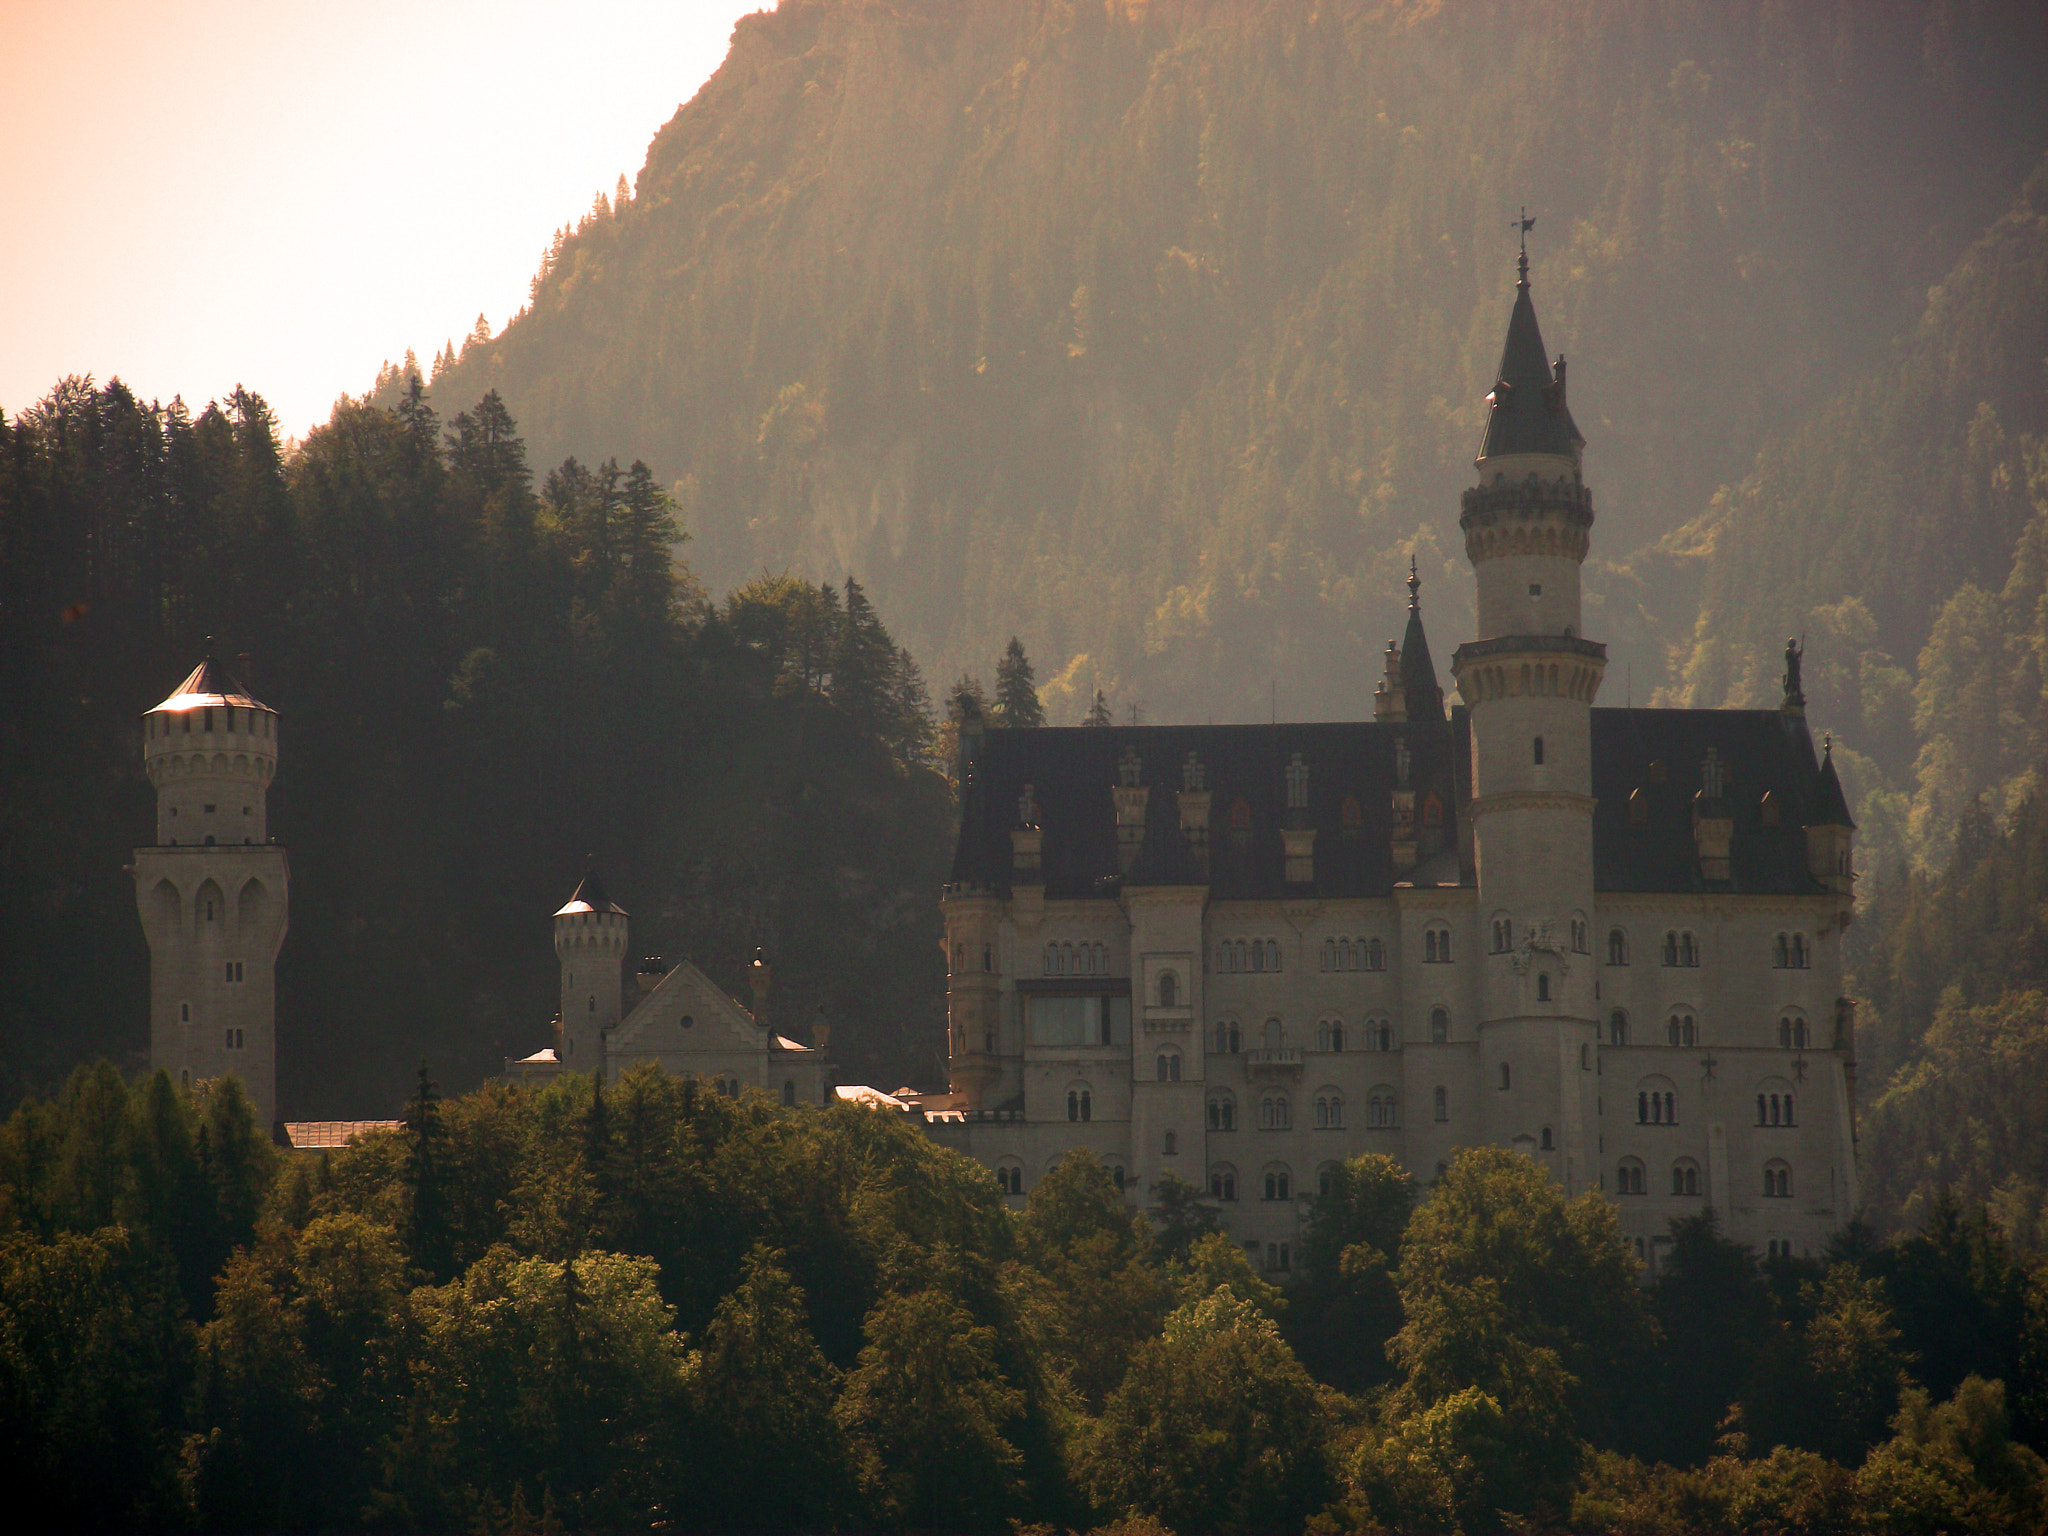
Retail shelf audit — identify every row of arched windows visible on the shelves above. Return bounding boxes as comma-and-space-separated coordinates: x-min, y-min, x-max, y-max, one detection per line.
1758, 1092, 1796, 1126
1044, 941, 1108, 976
1772, 932, 1811, 969
1599, 927, 1813, 969
1319, 936, 1387, 971
1217, 938, 1283, 972
1623, 1161, 1797, 1199
1662, 930, 1700, 967
1601, 1008, 1813, 1050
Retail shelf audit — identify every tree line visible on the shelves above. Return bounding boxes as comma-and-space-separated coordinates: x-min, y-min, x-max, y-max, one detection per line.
0, 375, 953, 1110
5, 1060, 2047, 1533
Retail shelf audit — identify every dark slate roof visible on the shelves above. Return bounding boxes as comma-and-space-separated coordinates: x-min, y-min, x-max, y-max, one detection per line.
950, 705, 1840, 900
151, 656, 269, 713
951, 716, 1462, 901
555, 869, 627, 917
1810, 740, 1855, 828
1590, 709, 1832, 895
1476, 275, 1584, 462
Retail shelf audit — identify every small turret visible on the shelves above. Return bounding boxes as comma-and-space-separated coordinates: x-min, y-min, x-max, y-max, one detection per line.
1806, 736, 1855, 899
142, 652, 279, 846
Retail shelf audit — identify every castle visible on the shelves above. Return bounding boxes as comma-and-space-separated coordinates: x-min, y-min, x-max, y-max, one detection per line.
925, 254, 1860, 1274
132, 656, 289, 1129
127, 257, 1861, 1273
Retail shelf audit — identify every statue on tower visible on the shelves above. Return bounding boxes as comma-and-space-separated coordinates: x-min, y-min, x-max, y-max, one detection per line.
1782, 637, 1805, 709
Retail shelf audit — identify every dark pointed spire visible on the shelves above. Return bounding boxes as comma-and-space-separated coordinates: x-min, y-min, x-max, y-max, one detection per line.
1477, 226, 1584, 463
1399, 560, 1444, 723
1808, 734, 1855, 828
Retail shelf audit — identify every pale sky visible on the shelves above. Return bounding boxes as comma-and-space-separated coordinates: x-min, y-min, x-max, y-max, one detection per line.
1, 0, 763, 440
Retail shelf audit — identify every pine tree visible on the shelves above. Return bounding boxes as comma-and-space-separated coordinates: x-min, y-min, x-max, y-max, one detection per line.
1085, 688, 1113, 727
992, 637, 1044, 727
614, 173, 631, 210
402, 1062, 453, 1281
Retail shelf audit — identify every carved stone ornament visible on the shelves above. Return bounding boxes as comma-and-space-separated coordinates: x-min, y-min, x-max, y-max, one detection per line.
1509, 920, 1571, 978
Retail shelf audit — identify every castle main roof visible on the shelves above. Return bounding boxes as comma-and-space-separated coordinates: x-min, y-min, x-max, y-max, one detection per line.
150, 656, 269, 714
951, 707, 1841, 901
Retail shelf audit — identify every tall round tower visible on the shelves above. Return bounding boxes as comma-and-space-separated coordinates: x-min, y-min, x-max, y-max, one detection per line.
132, 652, 289, 1127
1449, 245, 1607, 1193
554, 870, 627, 1073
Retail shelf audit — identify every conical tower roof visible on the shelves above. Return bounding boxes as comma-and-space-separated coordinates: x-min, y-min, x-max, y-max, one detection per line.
1476, 254, 1584, 463
150, 653, 268, 713
554, 868, 627, 917
1808, 737, 1855, 828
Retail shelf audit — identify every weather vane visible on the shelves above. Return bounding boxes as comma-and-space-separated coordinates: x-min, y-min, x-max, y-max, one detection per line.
1512, 205, 1536, 283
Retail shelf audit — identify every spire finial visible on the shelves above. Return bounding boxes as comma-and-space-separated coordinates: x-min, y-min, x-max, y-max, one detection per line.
1407, 555, 1421, 612
1512, 206, 1536, 286
1822, 731, 1833, 761
204, 633, 216, 658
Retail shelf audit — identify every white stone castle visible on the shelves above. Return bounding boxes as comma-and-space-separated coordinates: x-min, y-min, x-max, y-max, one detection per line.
927, 255, 1860, 1274
133, 655, 289, 1128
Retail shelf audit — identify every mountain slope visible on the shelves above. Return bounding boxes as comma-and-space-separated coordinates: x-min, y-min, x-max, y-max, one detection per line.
408, 0, 2048, 728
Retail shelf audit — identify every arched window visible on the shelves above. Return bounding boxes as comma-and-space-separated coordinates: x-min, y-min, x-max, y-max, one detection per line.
1062, 941, 1075, 974
1425, 925, 1452, 963
1755, 1078, 1796, 1127
1773, 933, 1790, 969
1636, 1076, 1678, 1125
1608, 928, 1629, 965
1498, 1061, 1512, 1091
1265, 939, 1282, 971
1340, 938, 1356, 970
1366, 1086, 1397, 1129
1682, 932, 1698, 966
997, 1163, 1023, 1195
1791, 934, 1808, 968
1163, 1130, 1177, 1156
1541, 1125, 1554, 1150
1763, 1160, 1792, 1199
1261, 1094, 1291, 1130
1207, 1092, 1237, 1132
1329, 1018, 1345, 1052
1158, 970, 1179, 1007
1617, 1157, 1646, 1195
1263, 1168, 1292, 1201
1433, 1085, 1448, 1122
1262, 1017, 1284, 1052
782, 1080, 796, 1107
1044, 942, 1058, 975
1210, 1166, 1238, 1201
1609, 1009, 1629, 1046
1537, 972, 1551, 1002
1156, 1050, 1181, 1083
1367, 938, 1386, 971
1321, 938, 1336, 972
1533, 736, 1545, 765
1666, 1012, 1696, 1047
1663, 930, 1679, 966
1672, 1158, 1700, 1197
1215, 1019, 1241, 1054
1430, 1006, 1449, 1044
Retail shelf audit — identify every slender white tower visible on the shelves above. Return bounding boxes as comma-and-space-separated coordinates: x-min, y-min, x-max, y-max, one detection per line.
554, 870, 626, 1074
132, 653, 289, 1126
1450, 239, 1607, 1193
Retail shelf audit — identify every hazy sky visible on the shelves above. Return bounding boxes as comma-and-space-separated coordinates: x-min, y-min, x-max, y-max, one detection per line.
1, 0, 762, 439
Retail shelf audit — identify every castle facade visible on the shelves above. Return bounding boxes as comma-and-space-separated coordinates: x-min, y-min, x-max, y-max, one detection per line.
928, 259, 1859, 1274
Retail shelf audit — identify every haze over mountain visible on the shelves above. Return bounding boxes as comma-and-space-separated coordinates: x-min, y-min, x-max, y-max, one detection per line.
400, 0, 2048, 872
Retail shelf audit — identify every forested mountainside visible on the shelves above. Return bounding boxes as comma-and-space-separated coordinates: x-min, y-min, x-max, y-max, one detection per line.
0, 379, 951, 1114
1652, 157, 2048, 873
404, 0, 2047, 761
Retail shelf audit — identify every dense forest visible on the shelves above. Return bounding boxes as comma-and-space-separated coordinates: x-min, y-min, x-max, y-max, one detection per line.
0, 377, 954, 1113
6, 1066, 2048, 1533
